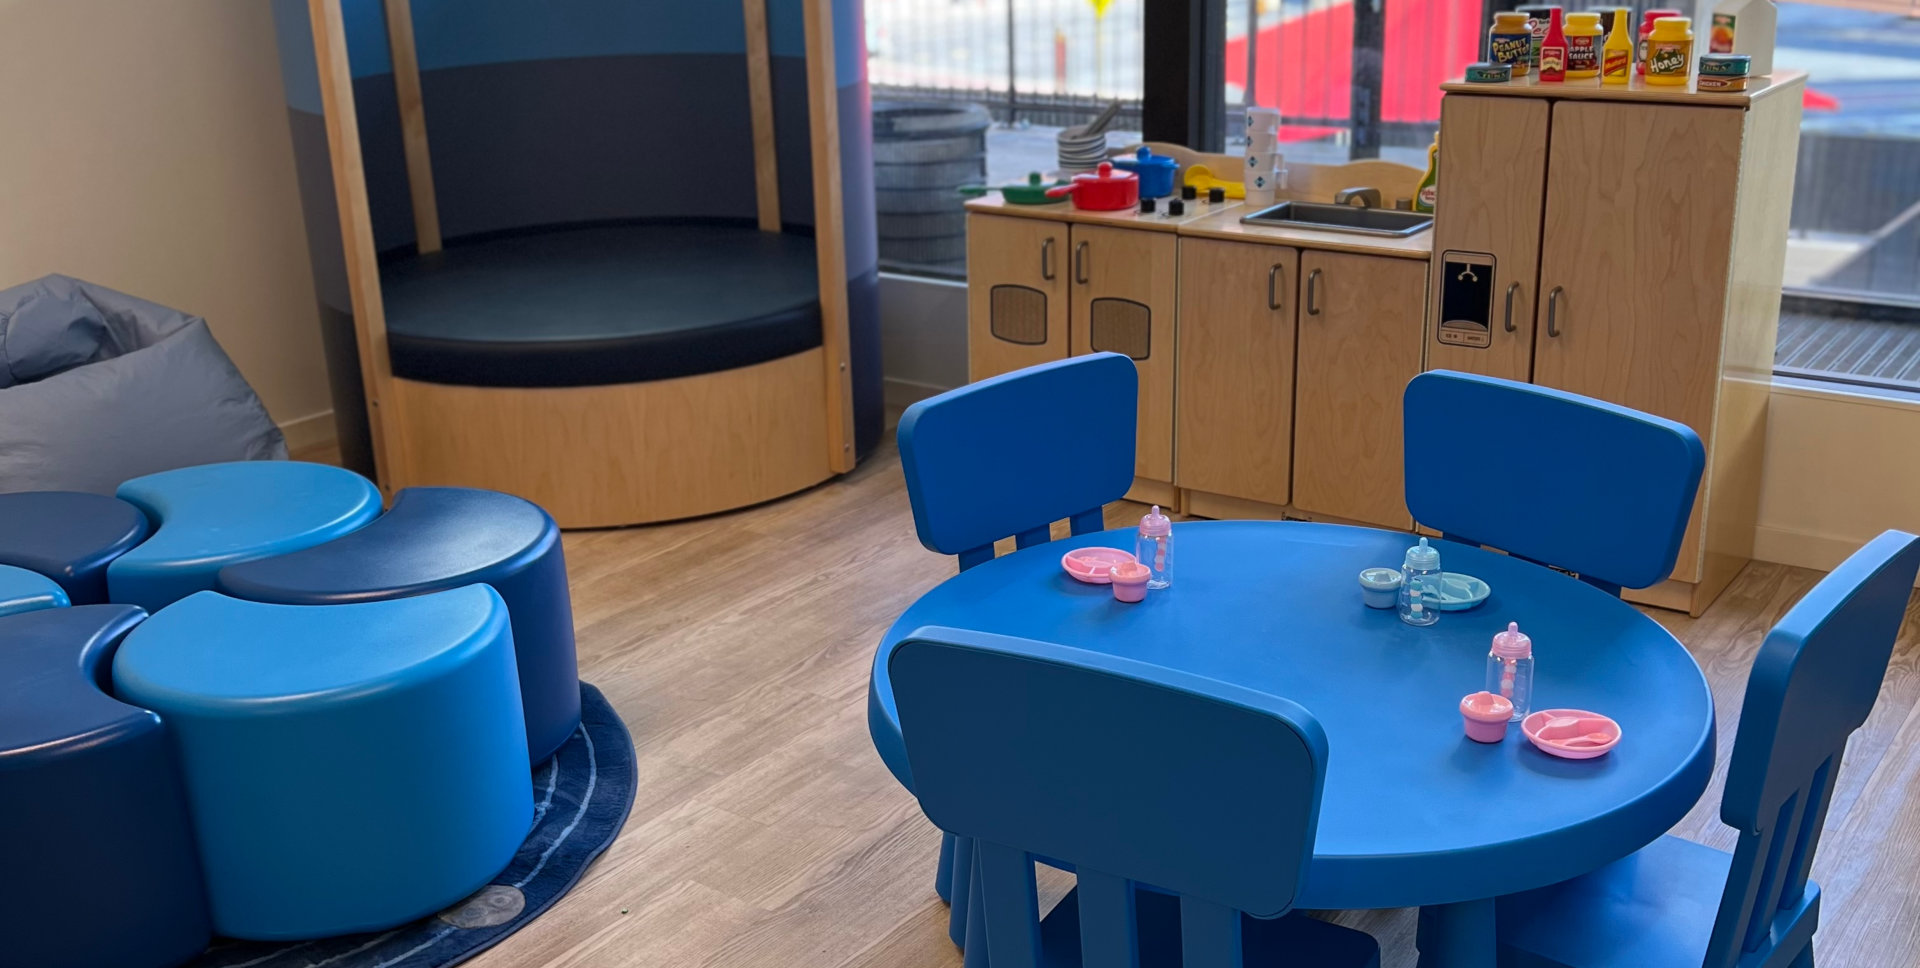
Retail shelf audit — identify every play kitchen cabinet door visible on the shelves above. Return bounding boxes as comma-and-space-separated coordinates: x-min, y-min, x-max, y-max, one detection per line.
1292, 251, 1425, 530
1175, 238, 1298, 506
1533, 100, 1745, 580
966, 214, 1069, 382
1426, 95, 1550, 381
1069, 223, 1178, 484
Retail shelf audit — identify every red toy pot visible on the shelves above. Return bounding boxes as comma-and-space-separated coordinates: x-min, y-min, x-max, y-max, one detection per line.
1044, 162, 1140, 211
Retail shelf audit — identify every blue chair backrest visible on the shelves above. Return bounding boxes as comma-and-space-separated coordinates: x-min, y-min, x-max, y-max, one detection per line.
890, 627, 1327, 966
897, 354, 1137, 571
1704, 530, 1920, 968
1402, 370, 1704, 593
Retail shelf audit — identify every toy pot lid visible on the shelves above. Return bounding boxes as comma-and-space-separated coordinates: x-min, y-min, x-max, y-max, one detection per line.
1113, 145, 1178, 172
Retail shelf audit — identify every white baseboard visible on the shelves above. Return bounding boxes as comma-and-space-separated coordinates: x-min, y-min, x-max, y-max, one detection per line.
278, 409, 336, 454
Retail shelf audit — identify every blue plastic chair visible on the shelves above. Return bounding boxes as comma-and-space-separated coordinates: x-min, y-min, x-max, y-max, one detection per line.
891, 627, 1380, 968
1497, 530, 1920, 968
894, 352, 1139, 940
217, 486, 581, 765
1402, 371, 1704, 595
0, 490, 150, 604
897, 353, 1137, 571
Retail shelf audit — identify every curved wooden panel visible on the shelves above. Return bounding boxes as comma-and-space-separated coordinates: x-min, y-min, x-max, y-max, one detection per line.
388, 350, 835, 528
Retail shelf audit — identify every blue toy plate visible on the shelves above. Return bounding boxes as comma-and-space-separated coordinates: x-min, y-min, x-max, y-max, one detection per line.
1431, 572, 1490, 611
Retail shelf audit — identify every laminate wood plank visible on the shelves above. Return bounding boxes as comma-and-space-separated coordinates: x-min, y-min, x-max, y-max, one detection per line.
447, 432, 1920, 968
381, 0, 441, 253
801, 0, 856, 473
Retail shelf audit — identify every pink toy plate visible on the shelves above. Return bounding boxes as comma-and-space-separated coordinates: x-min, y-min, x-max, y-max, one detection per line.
1522, 709, 1623, 760
1062, 547, 1137, 584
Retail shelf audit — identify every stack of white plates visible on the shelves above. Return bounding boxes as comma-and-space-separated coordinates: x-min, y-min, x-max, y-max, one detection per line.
1058, 100, 1125, 173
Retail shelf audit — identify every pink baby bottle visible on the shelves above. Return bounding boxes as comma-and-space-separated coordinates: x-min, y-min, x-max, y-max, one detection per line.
1135, 505, 1172, 589
1485, 622, 1534, 722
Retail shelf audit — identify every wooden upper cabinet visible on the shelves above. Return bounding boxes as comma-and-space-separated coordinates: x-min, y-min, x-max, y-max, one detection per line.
1292, 250, 1426, 529
966, 214, 1069, 382
1175, 238, 1298, 505
1070, 222, 1178, 483
1532, 101, 1740, 439
1427, 95, 1550, 381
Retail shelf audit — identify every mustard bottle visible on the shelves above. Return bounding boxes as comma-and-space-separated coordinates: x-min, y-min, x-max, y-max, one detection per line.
1600, 7, 1634, 84
1565, 12, 1604, 79
1414, 133, 1438, 214
1644, 16, 1693, 86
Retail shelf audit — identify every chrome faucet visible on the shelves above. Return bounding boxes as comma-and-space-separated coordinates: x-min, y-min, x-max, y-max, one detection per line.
1335, 187, 1383, 209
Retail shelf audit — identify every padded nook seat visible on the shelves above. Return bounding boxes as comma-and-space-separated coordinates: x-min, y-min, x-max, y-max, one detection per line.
0, 605, 211, 968
112, 588, 533, 940
0, 564, 69, 618
382, 223, 823, 388
218, 486, 581, 765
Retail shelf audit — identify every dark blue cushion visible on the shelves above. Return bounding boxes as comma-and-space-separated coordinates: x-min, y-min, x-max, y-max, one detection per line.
217, 486, 580, 763
0, 604, 210, 968
0, 491, 149, 604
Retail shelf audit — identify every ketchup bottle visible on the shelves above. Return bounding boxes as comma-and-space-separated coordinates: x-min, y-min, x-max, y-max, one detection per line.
1538, 7, 1569, 82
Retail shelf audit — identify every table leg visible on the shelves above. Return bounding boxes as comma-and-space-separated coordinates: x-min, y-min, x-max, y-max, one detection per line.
1416, 898, 1497, 968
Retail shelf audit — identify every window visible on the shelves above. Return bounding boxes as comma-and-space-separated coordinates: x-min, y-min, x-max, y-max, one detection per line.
1219, 0, 1920, 391
867, 0, 1147, 276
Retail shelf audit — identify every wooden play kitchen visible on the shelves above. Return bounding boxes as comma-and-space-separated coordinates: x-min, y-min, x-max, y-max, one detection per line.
962, 68, 1806, 615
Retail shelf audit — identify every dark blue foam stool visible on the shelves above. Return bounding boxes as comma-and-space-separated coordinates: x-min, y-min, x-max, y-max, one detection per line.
0, 491, 150, 604
0, 604, 211, 968
218, 486, 581, 764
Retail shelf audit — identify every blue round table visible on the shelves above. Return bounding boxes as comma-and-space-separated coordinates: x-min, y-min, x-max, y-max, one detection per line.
868, 521, 1715, 966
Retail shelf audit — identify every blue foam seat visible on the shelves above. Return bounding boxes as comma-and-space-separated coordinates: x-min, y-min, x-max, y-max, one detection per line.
0, 563, 68, 617
112, 588, 533, 940
0, 604, 211, 968
218, 486, 581, 764
107, 461, 382, 611
0, 490, 150, 604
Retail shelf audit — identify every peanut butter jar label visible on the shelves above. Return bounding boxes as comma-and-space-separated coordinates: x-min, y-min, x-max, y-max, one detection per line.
1490, 32, 1532, 67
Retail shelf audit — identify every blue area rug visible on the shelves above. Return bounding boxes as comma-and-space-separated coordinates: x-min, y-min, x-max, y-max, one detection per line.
187, 683, 634, 968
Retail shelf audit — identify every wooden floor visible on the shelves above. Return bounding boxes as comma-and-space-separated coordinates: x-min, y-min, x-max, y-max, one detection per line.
434, 437, 1920, 968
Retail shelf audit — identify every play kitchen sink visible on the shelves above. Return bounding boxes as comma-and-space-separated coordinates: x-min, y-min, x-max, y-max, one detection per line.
1240, 201, 1434, 237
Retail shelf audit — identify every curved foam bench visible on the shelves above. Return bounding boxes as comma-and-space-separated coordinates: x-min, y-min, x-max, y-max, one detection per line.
0, 563, 68, 617
0, 604, 212, 968
113, 588, 533, 940
109, 461, 382, 611
0, 490, 150, 604
219, 486, 581, 764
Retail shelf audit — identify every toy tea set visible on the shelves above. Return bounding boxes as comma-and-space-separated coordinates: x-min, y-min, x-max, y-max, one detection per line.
1063, 516, 1621, 761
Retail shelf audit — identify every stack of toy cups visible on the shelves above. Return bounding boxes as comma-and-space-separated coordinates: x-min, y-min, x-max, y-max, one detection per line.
1245, 106, 1282, 207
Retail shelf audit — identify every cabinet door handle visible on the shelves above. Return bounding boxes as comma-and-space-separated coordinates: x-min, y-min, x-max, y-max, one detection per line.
1267, 263, 1285, 311
1074, 241, 1090, 285
1504, 282, 1520, 333
1306, 268, 1323, 316
1041, 238, 1056, 281
1546, 286, 1564, 337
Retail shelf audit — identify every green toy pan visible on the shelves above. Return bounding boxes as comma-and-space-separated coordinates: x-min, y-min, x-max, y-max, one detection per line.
958, 172, 1069, 205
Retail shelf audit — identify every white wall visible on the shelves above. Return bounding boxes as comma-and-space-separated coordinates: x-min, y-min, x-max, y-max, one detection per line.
879, 273, 967, 407
0, 0, 333, 446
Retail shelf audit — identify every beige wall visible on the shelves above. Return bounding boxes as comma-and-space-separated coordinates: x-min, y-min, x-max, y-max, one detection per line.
1755, 382, 1920, 584
0, 0, 332, 444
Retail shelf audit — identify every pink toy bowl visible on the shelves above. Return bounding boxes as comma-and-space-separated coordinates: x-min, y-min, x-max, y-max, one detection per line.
1459, 691, 1515, 743
1109, 560, 1151, 603
1522, 709, 1623, 759
1062, 547, 1137, 584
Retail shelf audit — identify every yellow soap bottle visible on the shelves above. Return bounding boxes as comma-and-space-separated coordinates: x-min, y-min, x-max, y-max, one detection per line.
1600, 7, 1634, 84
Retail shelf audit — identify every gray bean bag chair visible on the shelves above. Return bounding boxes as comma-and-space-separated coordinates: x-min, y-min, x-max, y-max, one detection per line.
0, 275, 286, 494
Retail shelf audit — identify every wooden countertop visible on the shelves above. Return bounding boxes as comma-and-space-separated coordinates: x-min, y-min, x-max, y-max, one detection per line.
966, 194, 1433, 260
1440, 68, 1807, 108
